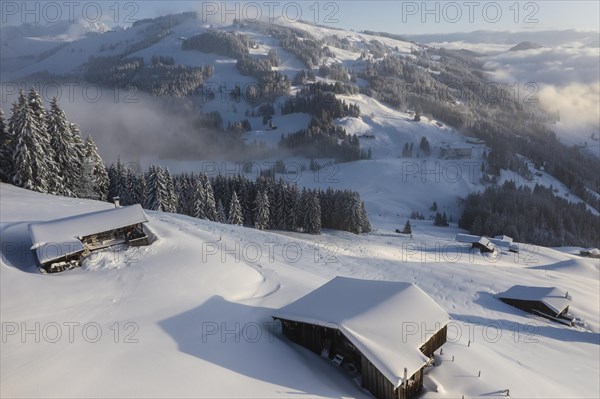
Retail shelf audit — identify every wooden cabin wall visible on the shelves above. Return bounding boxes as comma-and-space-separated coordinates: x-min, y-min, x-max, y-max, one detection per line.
361, 355, 397, 399
500, 298, 562, 318
398, 368, 424, 399
280, 319, 333, 355
420, 324, 448, 357
279, 318, 439, 399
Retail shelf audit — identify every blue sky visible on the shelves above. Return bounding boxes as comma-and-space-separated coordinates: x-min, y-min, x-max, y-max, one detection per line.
2, 1, 599, 34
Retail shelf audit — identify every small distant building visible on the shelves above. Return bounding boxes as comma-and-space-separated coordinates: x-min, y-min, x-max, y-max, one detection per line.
455, 234, 496, 253
273, 277, 450, 399
579, 248, 600, 258
29, 204, 150, 273
498, 285, 573, 325
490, 235, 519, 253
465, 137, 486, 145
440, 145, 472, 159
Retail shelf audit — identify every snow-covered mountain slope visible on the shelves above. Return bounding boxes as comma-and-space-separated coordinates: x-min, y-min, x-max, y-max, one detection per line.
1, 15, 597, 225
0, 19, 110, 73
1, 184, 598, 398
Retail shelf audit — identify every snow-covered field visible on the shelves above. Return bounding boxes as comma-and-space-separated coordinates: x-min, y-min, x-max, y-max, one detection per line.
1, 183, 598, 398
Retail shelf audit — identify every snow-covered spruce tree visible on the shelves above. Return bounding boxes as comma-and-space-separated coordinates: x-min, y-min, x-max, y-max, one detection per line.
286, 183, 300, 231
202, 174, 218, 221
10, 89, 59, 193
79, 135, 108, 200
359, 200, 372, 233
319, 187, 335, 229
47, 98, 78, 196
193, 176, 207, 219
163, 167, 178, 213
402, 219, 412, 235
27, 88, 63, 194
303, 190, 321, 235
175, 173, 193, 216
344, 192, 365, 234
273, 181, 287, 230
216, 200, 226, 223
133, 172, 147, 206
68, 123, 85, 194
228, 191, 243, 225
145, 165, 167, 211
0, 107, 13, 183
254, 189, 270, 230
107, 160, 129, 204
124, 167, 140, 205
6, 93, 27, 184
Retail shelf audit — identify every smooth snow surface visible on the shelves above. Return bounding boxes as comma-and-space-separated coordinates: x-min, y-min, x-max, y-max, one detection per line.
2, 183, 599, 398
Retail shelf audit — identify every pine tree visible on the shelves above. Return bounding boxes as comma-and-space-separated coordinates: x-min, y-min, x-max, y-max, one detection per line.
145, 165, 167, 211
193, 176, 207, 219
79, 135, 108, 200
430, 201, 438, 212
47, 97, 77, 195
11, 89, 59, 193
254, 189, 270, 230
402, 220, 412, 234
0, 107, 13, 183
216, 200, 226, 223
272, 181, 285, 229
304, 190, 321, 235
228, 191, 243, 225
28, 88, 63, 194
163, 167, 178, 213
359, 200, 372, 233
289, 185, 302, 231
202, 175, 218, 221
175, 174, 193, 216
68, 123, 85, 194
108, 160, 129, 204
133, 172, 146, 205
433, 212, 448, 227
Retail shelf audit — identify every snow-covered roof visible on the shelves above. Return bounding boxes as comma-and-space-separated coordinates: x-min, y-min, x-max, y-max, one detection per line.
456, 234, 495, 248
272, 277, 450, 388
29, 205, 148, 264
580, 248, 600, 256
456, 234, 481, 243
494, 235, 513, 243
490, 238, 519, 252
498, 285, 571, 315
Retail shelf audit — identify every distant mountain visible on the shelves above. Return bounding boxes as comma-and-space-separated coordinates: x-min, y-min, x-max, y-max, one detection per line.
508, 41, 543, 52
0, 19, 110, 64
1, 19, 110, 42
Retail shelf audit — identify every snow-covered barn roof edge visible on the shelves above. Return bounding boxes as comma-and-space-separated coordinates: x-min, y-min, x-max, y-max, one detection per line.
498, 285, 571, 315
272, 276, 450, 389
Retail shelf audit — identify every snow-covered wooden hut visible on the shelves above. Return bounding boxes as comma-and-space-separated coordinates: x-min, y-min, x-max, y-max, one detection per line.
490, 235, 519, 253
29, 204, 149, 273
272, 277, 450, 399
440, 145, 472, 159
498, 285, 573, 325
455, 234, 496, 253
579, 248, 600, 258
